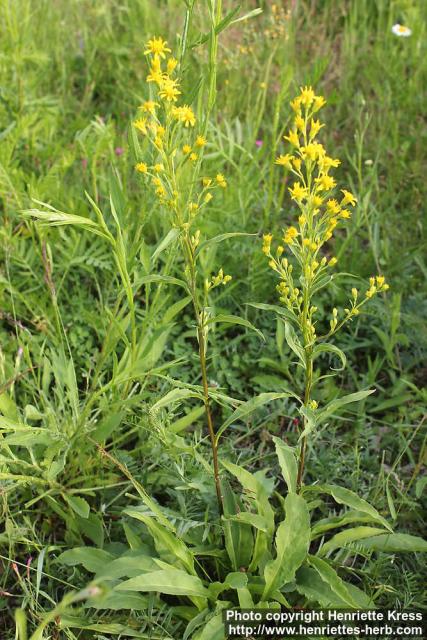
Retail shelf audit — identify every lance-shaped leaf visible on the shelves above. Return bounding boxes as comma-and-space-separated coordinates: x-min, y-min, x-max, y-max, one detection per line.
262, 493, 310, 599
312, 342, 346, 371
116, 569, 209, 599
319, 526, 386, 556
151, 388, 203, 412
208, 314, 264, 340
216, 392, 294, 444
272, 436, 298, 494
308, 555, 357, 608
305, 484, 392, 532
124, 511, 195, 574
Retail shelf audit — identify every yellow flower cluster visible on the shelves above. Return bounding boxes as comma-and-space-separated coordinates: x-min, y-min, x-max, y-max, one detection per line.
132, 37, 227, 220
205, 268, 232, 292
264, 87, 389, 327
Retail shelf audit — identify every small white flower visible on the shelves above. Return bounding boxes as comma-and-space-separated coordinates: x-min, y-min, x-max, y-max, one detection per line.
391, 23, 412, 37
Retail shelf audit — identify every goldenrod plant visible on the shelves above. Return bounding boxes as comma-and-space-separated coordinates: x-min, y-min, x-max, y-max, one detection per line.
3, 2, 427, 638
263, 86, 389, 489
132, 36, 236, 515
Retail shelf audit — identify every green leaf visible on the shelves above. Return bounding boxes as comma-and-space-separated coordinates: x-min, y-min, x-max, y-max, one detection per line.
226, 512, 268, 532
116, 569, 209, 598
231, 7, 263, 25
296, 566, 374, 608
357, 533, 427, 553
308, 484, 392, 532
76, 513, 104, 547
312, 343, 346, 371
308, 555, 357, 608
151, 388, 203, 412
137, 274, 188, 290
152, 228, 180, 262
283, 321, 306, 367
194, 613, 224, 640
124, 511, 195, 573
216, 392, 293, 444
222, 480, 254, 571
318, 390, 375, 423
170, 405, 205, 434
263, 493, 310, 599
196, 232, 255, 255
86, 590, 148, 611
319, 527, 386, 555
272, 436, 298, 494
64, 495, 90, 519
56, 548, 114, 573
311, 510, 384, 539
209, 314, 264, 340
222, 460, 275, 537
247, 302, 296, 324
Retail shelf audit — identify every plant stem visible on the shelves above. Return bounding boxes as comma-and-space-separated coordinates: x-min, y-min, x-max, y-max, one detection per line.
182, 233, 224, 515
297, 351, 313, 491
197, 323, 224, 516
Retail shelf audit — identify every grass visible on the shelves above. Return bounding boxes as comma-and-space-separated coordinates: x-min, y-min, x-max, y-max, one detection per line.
0, 0, 426, 637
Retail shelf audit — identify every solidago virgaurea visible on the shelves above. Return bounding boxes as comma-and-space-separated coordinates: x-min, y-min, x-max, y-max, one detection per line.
264, 87, 389, 488
134, 37, 231, 514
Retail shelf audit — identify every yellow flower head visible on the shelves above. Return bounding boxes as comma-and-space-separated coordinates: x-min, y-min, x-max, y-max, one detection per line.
301, 144, 318, 161
216, 174, 227, 188
182, 144, 192, 154
341, 189, 357, 207
289, 182, 308, 201
135, 162, 148, 173
141, 101, 158, 115
290, 96, 302, 113
340, 209, 351, 219
144, 37, 171, 59
284, 129, 300, 147
159, 78, 181, 102
134, 118, 148, 135
202, 177, 212, 187
275, 154, 293, 169
196, 135, 207, 147
299, 85, 315, 108
283, 226, 298, 244
204, 192, 213, 203
156, 125, 166, 138
315, 174, 336, 191
167, 57, 178, 74
262, 233, 273, 255
173, 105, 196, 127
310, 119, 324, 138
189, 152, 198, 162
154, 163, 164, 173
295, 115, 305, 131
146, 65, 164, 85
292, 157, 302, 171
322, 156, 341, 170
326, 199, 341, 215
313, 95, 326, 112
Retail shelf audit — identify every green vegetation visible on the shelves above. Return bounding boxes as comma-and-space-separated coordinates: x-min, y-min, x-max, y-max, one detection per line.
1, 0, 426, 638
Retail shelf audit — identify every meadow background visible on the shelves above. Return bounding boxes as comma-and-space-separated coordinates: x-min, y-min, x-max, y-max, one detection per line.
0, 0, 426, 637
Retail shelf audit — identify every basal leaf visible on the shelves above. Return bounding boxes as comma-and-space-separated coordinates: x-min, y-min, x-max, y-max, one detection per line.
262, 493, 310, 599
124, 511, 195, 573
319, 527, 386, 556
308, 555, 357, 608
116, 569, 209, 598
357, 533, 427, 553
